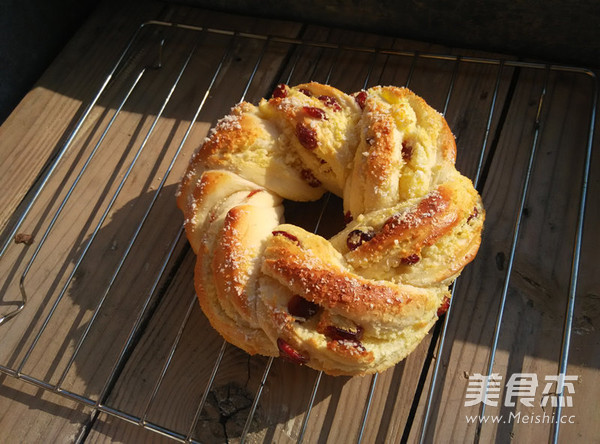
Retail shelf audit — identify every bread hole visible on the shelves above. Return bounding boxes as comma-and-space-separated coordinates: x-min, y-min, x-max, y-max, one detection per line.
281, 193, 346, 240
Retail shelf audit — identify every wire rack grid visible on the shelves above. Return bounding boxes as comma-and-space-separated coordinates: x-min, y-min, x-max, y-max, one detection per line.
0, 18, 598, 443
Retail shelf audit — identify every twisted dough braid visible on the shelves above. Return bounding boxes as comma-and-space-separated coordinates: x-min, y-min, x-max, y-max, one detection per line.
176, 82, 484, 375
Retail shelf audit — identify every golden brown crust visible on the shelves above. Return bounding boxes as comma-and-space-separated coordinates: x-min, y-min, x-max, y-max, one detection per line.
353, 185, 458, 258
178, 169, 261, 253
180, 102, 325, 203
195, 254, 278, 357
213, 202, 278, 322
261, 224, 443, 323
177, 82, 484, 375
257, 227, 445, 375
259, 82, 361, 196
332, 172, 484, 287
263, 231, 411, 317
193, 182, 283, 357
344, 86, 458, 218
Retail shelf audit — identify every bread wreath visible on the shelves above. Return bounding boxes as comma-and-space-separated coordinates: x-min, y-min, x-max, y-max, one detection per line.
177, 82, 484, 375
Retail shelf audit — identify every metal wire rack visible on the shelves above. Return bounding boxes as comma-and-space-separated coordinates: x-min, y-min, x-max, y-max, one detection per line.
0, 18, 597, 443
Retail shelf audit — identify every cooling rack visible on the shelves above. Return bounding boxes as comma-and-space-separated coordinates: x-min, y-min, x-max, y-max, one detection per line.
0, 17, 598, 443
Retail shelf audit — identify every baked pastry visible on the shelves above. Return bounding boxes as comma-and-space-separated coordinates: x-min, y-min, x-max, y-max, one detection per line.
177, 82, 484, 375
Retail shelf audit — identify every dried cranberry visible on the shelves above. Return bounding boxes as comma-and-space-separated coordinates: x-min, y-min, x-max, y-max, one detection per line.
296, 122, 318, 150
467, 207, 479, 223
302, 106, 328, 120
437, 296, 450, 317
272, 230, 301, 246
300, 169, 322, 187
344, 211, 354, 225
346, 229, 375, 251
288, 295, 319, 320
354, 91, 367, 109
298, 87, 312, 97
401, 141, 413, 162
401, 254, 420, 265
324, 324, 364, 341
277, 338, 309, 365
318, 95, 342, 111
272, 84, 288, 98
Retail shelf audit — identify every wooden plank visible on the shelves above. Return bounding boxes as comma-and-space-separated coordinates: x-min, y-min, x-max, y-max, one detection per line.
2, 1, 598, 443
552, 72, 600, 444
409, 67, 600, 443
86, 17, 517, 444
171, 0, 600, 67
0, 0, 170, 441
85, 412, 174, 444
351, 42, 515, 444
410, 67, 549, 443
0, 374, 93, 443
0, 0, 171, 234
1, 20, 207, 385
79, 4, 307, 444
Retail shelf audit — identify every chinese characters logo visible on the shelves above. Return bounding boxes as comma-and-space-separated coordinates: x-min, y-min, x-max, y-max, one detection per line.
465, 373, 577, 408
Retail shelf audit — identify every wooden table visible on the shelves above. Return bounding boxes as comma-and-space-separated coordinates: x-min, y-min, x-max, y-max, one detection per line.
1, 1, 599, 442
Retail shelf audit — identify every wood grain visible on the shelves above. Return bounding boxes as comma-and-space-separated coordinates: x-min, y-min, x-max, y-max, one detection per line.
409, 67, 600, 443
1, 1, 598, 443
0, 1, 169, 440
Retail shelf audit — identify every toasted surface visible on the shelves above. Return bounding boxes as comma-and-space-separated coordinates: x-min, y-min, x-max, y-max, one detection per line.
344, 86, 457, 218
194, 101, 326, 201
177, 169, 263, 253
259, 82, 361, 196
177, 82, 484, 375
259, 225, 445, 375
332, 172, 484, 286
186, 171, 283, 356
213, 201, 282, 324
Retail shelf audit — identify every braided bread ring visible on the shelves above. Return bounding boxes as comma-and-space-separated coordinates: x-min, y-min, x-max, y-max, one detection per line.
177, 83, 484, 375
